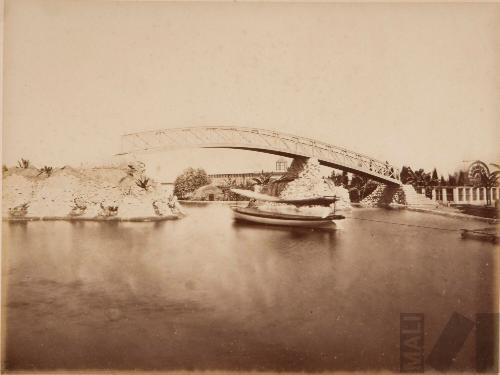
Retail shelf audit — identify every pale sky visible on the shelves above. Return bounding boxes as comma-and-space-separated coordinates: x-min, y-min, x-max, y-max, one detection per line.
3, 1, 499, 181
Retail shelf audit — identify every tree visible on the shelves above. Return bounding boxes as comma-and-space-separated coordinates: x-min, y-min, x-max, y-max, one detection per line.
252, 171, 273, 186
38, 166, 53, 177
173, 168, 210, 199
439, 176, 446, 186
340, 171, 349, 188
447, 174, 457, 186
405, 168, 429, 187
348, 174, 379, 202
400, 166, 412, 184
330, 169, 349, 188
349, 174, 368, 201
430, 168, 439, 186
479, 169, 499, 205
457, 170, 467, 186
405, 168, 432, 197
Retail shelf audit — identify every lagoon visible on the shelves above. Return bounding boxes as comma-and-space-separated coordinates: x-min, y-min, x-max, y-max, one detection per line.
3, 205, 497, 372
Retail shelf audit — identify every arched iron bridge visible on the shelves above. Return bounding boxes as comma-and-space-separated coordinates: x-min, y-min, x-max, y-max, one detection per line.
118, 126, 401, 186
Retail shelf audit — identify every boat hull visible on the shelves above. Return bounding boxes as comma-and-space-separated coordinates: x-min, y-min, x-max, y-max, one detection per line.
232, 207, 343, 228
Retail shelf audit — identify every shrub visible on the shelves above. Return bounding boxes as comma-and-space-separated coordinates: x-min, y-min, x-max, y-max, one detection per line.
173, 168, 210, 199
99, 203, 119, 217
221, 178, 240, 201
135, 176, 151, 190
38, 166, 53, 177
70, 198, 87, 216
127, 164, 136, 176
252, 171, 273, 186
17, 159, 30, 169
9, 203, 29, 217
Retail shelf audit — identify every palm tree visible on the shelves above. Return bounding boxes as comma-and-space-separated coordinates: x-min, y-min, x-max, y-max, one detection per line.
252, 171, 273, 186
135, 176, 150, 190
406, 168, 432, 197
38, 166, 53, 177
405, 168, 428, 186
479, 169, 499, 206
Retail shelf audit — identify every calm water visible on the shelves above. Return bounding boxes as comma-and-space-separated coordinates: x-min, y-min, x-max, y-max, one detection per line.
3, 205, 497, 372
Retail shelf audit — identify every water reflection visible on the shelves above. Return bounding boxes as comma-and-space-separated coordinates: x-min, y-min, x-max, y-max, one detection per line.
3, 205, 497, 371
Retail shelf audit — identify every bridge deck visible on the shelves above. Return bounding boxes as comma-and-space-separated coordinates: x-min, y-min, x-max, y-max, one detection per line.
119, 126, 401, 185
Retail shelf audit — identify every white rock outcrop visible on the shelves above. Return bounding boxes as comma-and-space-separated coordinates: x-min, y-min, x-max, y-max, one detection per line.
279, 158, 351, 210
2, 165, 178, 219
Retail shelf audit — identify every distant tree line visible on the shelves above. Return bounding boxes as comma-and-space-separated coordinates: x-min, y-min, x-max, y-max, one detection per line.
399, 166, 470, 187
399, 165, 499, 188
172, 164, 500, 204
399, 165, 499, 205
173, 167, 262, 200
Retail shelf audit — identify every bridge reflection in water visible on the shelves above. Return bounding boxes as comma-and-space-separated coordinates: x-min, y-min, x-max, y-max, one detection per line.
119, 126, 401, 185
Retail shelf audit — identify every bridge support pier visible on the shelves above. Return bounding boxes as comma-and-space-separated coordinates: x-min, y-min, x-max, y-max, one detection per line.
360, 185, 402, 207
360, 184, 438, 207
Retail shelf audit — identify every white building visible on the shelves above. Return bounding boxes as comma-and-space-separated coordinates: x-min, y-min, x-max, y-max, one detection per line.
208, 158, 289, 187
416, 186, 500, 206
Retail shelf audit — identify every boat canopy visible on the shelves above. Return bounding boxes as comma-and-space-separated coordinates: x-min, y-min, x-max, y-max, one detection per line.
230, 189, 338, 206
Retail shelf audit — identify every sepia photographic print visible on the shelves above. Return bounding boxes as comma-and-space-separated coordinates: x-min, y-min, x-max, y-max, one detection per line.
1, 1, 499, 374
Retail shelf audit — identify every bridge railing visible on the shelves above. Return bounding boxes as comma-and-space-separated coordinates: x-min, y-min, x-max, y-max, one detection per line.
121, 126, 400, 182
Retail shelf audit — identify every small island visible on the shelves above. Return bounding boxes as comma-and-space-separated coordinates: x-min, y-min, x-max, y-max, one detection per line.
3, 160, 182, 222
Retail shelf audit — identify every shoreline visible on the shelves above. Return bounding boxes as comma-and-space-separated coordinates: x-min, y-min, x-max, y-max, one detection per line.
183, 201, 498, 223
3, 215, 179, 222
180, 200, 249, 205
406, 206, 498, 224
3, 206, 497, 224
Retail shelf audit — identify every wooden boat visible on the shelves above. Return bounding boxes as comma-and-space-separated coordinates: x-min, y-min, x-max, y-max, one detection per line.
230, 189, 345, 228
232, 207, 344, 228
460, 227, 498, 243
230, 189, 339, 206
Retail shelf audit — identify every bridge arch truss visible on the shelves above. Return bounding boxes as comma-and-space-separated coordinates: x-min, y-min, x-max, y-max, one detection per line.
119, 126, 401, 185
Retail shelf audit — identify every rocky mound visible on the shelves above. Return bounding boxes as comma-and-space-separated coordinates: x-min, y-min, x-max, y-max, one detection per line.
279, 158, 351, 210
2, 162, 178, 219
258, 158, 351, 214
